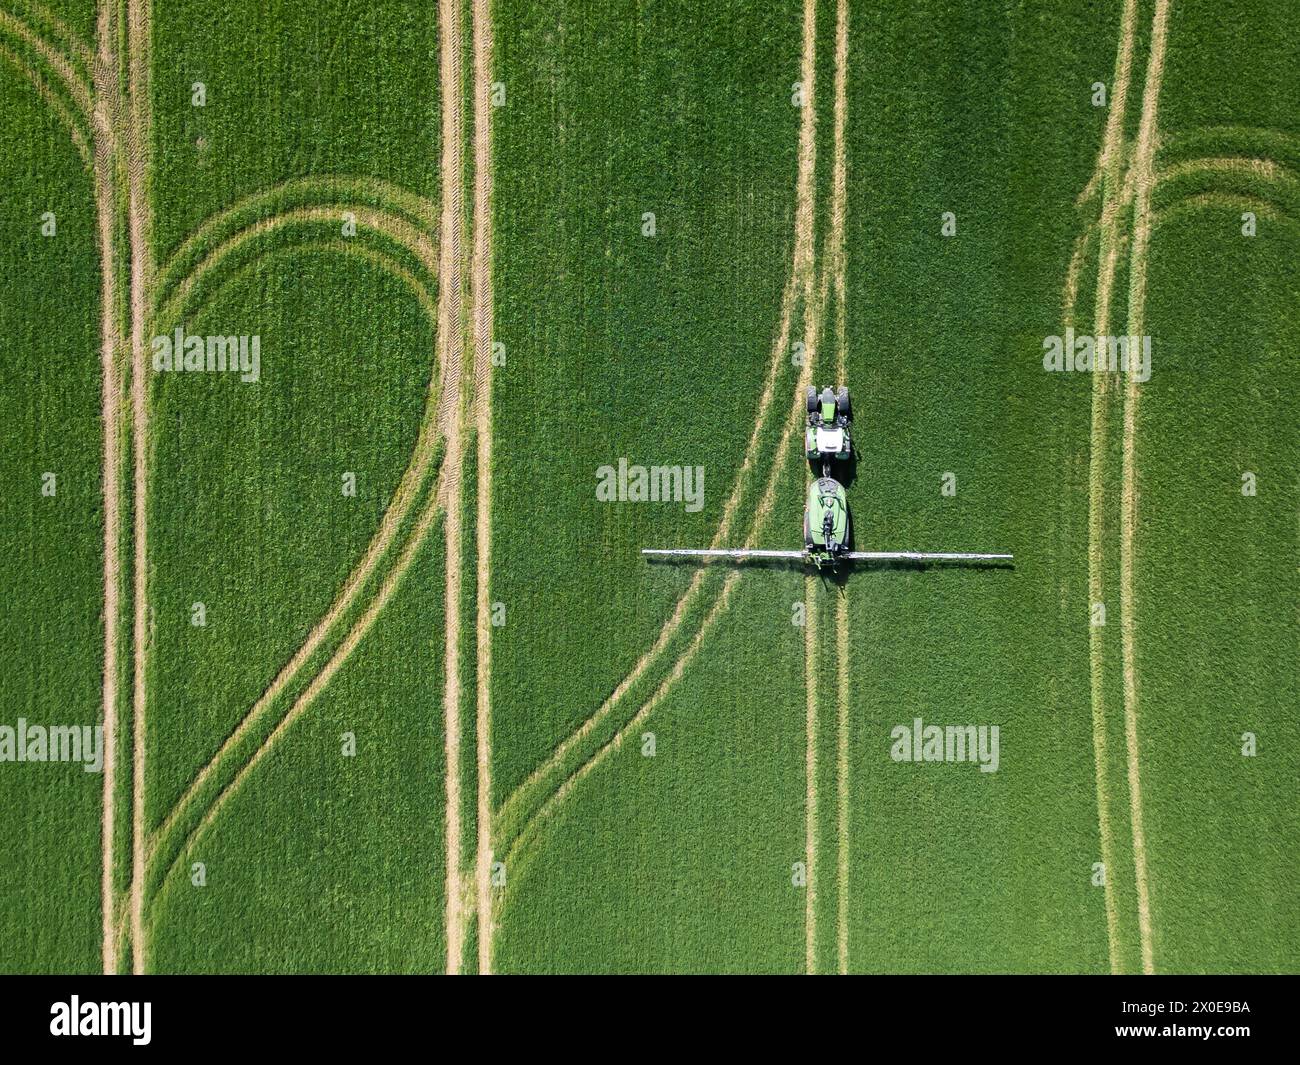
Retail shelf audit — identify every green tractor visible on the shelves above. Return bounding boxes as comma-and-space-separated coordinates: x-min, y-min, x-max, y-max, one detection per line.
805, 384, 852, 474
641, 386, 1012, 570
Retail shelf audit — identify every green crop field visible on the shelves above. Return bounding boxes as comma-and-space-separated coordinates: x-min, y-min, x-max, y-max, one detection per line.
0, 0, 1295, 976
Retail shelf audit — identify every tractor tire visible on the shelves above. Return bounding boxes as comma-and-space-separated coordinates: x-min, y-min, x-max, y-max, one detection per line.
836, 387, 851, 419
806, 386, 818, 415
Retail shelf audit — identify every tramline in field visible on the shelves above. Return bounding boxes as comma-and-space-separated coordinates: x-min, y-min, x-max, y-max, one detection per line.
642, 386, 1014, 570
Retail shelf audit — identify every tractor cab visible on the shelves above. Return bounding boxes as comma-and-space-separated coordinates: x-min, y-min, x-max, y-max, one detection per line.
803, 475, 851, 567
805, 385, 852, 472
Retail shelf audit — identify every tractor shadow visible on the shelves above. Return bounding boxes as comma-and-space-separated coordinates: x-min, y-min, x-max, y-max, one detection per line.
643, 556, 809, 574
644, 555, 1014, 587
825, 555, 1015, 591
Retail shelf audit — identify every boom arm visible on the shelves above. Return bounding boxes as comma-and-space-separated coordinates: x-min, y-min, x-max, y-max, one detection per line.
842, 551, 1012, 562
640, 548, 806, 560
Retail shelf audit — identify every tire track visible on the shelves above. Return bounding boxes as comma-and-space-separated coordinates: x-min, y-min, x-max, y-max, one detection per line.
469, 0, 496, 976
1157, 156, 1298, 186
1157, 125, 1300, 165
140, 123, 453, 977
4, 0, 456, 974
1153, 191, 1294, 231
153, 205, 438, 329
501, 359, 825, 877
492, 266, 798, 842
7, 0, 93, 68
0, 7, 95, 117
144, 206, 441, 868
158, 239, 439, 344
156, 184, 437, 269
834, 592, 848, 973
147, 464, 451, 924
492, 0, 821, 857
1074, 0, 1177, 976
154, 176, 437, 299
142, 239, 446, 910
795, 0, 822, 977
89, 0, 129, 975
125, 0, 153, 975
0, 42, 93, 164
148, 207, 442, 858
492, 272, 803, 840
1062, 224, 1097, 330
803, 0, 848, 976
58, 0, 151, 976
499, 359, 825, 879
1118, 0, 1173, 978
825, 0, 849, 977
91, 0, 145, 976
1083, 0, 1140, 976
803, 572, 819, 974
436, 0, 469, 975
494, 0, 823, 889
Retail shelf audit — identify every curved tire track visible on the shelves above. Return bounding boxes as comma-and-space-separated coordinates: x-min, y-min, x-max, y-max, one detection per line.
145, 215, 446, 911
496, 0, 826, 912
1117, 0, 1173, 976
494, 0, 822, 868
1082, 0, 1140, 977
